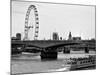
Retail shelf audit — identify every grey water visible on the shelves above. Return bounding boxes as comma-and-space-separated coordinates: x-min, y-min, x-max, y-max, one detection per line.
11, 51, 96, 74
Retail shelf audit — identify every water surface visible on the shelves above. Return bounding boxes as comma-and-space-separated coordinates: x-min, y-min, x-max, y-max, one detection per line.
11, 51, 96, 74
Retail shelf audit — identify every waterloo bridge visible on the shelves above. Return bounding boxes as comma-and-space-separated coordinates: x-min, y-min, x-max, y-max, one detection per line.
11, 39, 96, 59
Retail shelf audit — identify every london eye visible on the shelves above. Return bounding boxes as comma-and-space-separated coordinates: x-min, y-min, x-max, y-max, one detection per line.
24, 5, 39, 40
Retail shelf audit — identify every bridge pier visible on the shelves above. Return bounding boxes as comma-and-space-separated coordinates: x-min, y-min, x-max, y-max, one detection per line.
84, 47, 89, 53
40, 48, 58, 60
11, 44, 24, 55
63, 47, 70, 54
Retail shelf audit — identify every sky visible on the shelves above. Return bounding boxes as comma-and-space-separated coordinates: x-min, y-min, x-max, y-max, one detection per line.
11, 0, 95, 40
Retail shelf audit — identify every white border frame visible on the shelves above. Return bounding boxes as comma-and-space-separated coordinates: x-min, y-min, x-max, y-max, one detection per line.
0, 0, 98, 75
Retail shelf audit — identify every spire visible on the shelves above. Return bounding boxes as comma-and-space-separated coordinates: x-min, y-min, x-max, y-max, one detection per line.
68, 31, 72, 40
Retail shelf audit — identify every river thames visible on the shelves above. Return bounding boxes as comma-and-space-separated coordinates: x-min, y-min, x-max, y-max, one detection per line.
11, 51, 96, 74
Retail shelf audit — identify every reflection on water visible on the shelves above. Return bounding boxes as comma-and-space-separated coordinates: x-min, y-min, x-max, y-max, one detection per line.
11, 51, 96, 74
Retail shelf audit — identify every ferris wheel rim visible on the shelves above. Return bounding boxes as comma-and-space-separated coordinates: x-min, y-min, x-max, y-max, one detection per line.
24, 5, 39, 40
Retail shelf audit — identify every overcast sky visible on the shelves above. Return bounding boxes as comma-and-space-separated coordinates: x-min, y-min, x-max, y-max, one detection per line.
11, 0, 95, 40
